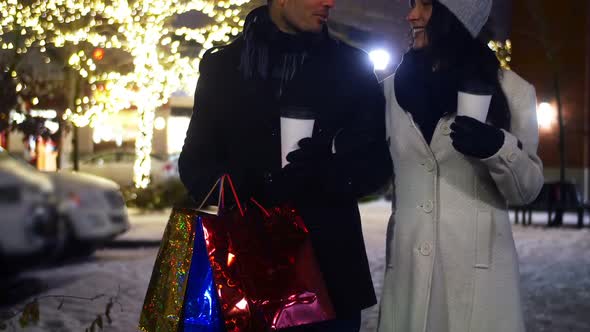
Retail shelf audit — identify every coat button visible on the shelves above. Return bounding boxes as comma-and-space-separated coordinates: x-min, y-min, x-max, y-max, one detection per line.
424, 159, 435, 172
441, 124, 452, 136
422, 200, 434, 213
419, 242, 432, 256
507, 152, 518, 162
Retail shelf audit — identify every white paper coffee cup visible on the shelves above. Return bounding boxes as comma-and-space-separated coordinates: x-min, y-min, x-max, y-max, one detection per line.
457, 91, 492, 123
280, 107, 315, 168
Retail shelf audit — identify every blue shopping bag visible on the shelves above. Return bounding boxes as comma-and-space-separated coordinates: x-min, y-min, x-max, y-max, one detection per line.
182, 214, 225, 332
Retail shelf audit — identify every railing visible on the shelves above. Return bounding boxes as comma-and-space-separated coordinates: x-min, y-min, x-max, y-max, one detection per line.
509, 181, 588, 228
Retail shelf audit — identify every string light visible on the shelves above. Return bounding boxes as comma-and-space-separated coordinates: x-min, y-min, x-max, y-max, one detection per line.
1, 0, 252, 188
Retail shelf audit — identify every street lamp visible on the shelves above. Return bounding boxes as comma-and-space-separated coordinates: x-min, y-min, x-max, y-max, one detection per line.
154, 116, 166, 130
369, 49, 391, 71
537, 102, 557, 130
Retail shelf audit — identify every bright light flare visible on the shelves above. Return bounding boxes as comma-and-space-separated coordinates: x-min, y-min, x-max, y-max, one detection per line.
537, 102, 557, 130
369, 49, 391, 71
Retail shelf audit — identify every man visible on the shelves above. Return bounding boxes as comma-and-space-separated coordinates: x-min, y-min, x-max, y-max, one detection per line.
178, 0, 392, 331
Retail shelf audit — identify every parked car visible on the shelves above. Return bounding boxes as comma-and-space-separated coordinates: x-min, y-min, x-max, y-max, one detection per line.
1, 147, 130, 264
50, 170, 130, 256
0, 147, 58, 268
76, 151, 178, 187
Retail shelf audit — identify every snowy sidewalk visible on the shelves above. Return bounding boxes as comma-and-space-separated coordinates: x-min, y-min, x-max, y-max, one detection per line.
108, 208, 171, 246
115, 202, 590, 246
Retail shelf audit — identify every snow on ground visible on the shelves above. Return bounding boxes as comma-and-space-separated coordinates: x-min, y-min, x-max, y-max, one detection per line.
358, 200, 390, 331
515, 225, 590, 332
0, 248, 158, 331
115, 208, 171, 242
1, 201, 589, 331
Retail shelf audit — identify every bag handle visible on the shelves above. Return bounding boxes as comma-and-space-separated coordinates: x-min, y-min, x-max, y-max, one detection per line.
197, 174, 273, 218
197, 174, 245, 217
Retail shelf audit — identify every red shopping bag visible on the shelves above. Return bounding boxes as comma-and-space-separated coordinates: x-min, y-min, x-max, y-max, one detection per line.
199, 174, 335, 331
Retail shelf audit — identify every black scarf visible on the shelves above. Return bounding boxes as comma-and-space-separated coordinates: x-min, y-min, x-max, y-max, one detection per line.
239, 6, 328, 97
394, 49, 459, 144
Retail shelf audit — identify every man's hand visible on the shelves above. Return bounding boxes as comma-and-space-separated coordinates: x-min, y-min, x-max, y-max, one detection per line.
285, 134, 333, 164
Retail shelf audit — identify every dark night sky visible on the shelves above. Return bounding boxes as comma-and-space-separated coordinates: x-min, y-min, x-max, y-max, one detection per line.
177, 0, 512, 47
176, 0, 512, 76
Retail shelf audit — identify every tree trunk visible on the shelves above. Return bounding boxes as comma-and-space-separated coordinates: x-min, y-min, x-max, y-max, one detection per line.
553, 72, 566, 225
55, 118, 64, 170
66, 69, 81, 171
554, 72, 566, 185
73, 124, 79, 171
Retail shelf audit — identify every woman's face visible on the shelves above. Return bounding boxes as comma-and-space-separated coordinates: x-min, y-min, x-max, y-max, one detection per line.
407, 0, 433, 49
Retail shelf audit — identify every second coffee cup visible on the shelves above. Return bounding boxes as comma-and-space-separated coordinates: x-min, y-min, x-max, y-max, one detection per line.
457, 91, 492, 123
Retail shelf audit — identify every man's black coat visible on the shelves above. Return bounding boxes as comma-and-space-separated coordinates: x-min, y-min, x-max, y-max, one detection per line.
179, 31, 392, 315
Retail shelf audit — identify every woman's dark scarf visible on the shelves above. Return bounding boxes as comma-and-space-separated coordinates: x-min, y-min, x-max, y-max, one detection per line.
394, 49, 460, 144
239, 6, 328, 96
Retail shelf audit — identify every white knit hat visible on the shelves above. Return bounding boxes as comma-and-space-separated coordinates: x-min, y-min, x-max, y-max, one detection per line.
437, 0, 493, 37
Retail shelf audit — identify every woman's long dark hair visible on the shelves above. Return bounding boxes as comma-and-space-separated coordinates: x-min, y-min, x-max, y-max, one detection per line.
424, 0, 511, 130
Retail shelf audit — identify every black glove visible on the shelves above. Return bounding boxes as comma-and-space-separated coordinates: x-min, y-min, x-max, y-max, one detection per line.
450, 115, 505, 159
283, 134, 333, 185
285, 134, 333, 165
248, 133, 335, 207
275, 133, 338, 197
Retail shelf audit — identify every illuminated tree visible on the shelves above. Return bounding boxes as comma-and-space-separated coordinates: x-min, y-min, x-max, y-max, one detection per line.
0, 0, 119, 156
1, 0, 253, 186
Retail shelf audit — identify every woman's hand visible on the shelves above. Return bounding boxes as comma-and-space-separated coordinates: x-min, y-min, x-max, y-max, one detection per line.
450, 115, 505, 159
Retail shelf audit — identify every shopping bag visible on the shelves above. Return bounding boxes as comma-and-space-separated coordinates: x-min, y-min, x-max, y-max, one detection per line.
139, 207, 223, 332
182, 208, 225, 331
201, 175, 336, 331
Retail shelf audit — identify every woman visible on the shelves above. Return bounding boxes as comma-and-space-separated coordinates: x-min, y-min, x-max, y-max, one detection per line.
378, 0, 543, 331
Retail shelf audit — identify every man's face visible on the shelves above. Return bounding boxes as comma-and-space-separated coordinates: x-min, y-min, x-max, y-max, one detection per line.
274, 0, 335, 34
